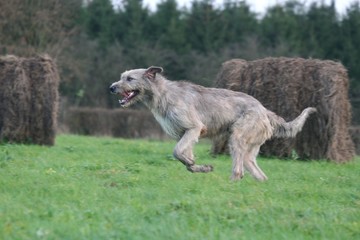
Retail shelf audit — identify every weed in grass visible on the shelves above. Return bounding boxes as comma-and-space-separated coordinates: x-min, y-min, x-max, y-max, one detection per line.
0, 148, 13, 168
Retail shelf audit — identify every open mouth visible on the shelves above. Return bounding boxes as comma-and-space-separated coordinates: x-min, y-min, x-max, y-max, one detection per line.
119, 90, 140, 106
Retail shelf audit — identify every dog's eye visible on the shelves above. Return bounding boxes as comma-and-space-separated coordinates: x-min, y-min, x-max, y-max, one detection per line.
127, 77, 134, 82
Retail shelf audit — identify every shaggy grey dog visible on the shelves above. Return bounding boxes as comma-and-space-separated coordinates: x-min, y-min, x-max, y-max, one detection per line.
110, 66, 316, 181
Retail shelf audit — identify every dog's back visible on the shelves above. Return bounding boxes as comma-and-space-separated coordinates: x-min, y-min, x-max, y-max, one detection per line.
151, 79, 273, 139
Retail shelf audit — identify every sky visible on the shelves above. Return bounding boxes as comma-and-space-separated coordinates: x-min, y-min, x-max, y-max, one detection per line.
112, 0, 357, 16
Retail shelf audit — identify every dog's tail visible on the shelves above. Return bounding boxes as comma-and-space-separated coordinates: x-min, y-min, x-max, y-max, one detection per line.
269, 107, 317, 138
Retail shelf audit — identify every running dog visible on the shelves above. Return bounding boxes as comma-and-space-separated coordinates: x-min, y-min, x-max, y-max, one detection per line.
110, 66, 316, 180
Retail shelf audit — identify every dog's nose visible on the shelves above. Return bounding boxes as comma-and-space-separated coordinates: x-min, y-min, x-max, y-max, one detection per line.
109, 85, 116, 93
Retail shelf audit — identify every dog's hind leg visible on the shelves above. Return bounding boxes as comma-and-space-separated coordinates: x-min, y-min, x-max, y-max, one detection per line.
229, 134, 246, 180
229, 114, 270, 181
244, 145, 268, 181
173, 127, 213, 173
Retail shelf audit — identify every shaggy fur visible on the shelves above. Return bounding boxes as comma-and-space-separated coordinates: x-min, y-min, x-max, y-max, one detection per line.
110, 67, 316, 181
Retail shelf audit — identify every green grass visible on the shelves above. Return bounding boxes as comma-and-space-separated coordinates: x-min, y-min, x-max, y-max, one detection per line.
0, 135, 359, 240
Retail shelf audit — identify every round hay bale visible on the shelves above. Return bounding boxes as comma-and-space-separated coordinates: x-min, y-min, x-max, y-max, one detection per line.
214, 57, 355, 162
0, 55, 59, 145
349, 126, 360, 155
0, 55, 32, 143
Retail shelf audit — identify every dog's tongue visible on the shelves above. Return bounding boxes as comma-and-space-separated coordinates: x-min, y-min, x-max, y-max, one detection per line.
119, 91, 135, 105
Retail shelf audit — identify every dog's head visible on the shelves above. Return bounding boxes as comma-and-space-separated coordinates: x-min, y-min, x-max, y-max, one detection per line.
109, 66, 163, 107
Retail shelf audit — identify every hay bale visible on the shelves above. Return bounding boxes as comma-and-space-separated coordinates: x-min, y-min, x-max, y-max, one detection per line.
0, 55, 59, 145
214, 57, 355, 162
350, 126, 360, 155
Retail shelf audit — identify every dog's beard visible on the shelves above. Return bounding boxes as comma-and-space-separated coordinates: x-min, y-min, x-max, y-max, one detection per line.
119, 90, 141, 107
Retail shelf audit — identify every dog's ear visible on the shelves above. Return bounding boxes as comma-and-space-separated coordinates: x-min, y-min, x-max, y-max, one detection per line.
144, 66, 163, 80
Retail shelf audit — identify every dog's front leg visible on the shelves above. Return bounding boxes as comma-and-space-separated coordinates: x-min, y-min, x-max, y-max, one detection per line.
173, 127, 213, 173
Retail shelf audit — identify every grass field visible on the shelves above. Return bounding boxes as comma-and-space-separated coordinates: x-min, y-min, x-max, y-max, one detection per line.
0, 135, 359, 240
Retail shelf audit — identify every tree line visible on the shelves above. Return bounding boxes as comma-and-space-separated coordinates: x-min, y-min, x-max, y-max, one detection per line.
0, 0, 359, 122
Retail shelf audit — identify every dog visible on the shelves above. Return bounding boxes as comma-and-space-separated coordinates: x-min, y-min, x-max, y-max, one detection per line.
109, 66, 316, 181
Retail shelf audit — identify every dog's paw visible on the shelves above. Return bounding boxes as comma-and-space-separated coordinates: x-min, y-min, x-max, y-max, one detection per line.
203, 164, 214, 172
187, 164, 213, 173
230, 173, 244, 181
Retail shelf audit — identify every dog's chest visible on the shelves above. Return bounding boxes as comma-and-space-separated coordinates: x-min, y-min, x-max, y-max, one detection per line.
152, 112, 183, 139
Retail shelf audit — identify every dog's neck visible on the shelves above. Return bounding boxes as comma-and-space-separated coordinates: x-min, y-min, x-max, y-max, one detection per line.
143, 75, 169, 111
